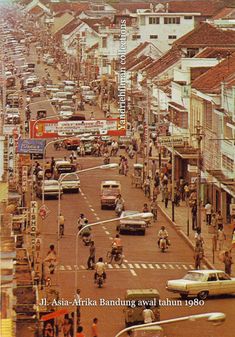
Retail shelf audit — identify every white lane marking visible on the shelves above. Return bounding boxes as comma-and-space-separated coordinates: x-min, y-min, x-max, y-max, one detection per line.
93, 213, 97, 216
134, 264, 141, 269
182, 265, 188, 270
74, 265, 79, 270
128, 264, 134, 269
105, 231, 110, 235
66, 265, 72, 270
109, 237, 113, 240
114, 264, 120, 269
162, 264, 167, 269
102, 226, 107, 229
123, 259, 128, 263
83, 196, 87, 199
80, 265, 85, 269
148, 264, 154, 269
107, 264, 113, 269
121, 264, 127, 268
168, 264, 174, 269
96, 217, 100, 220
90, 208, 95, 212
59, 265, 65, 270
130, 269, 137, 277
175, 265, 181, 269
189, 265, 194, 269
141, 264, 147, 269
155, 264, 161, 269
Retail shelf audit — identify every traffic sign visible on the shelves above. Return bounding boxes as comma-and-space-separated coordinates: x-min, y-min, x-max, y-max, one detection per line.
39, 205, 50, 219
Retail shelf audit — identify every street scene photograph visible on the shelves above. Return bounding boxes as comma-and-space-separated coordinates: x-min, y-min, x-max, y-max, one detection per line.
0, 0, 235, 336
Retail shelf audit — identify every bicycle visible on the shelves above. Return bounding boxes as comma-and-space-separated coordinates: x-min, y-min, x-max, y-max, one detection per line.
106, 248, 123, 265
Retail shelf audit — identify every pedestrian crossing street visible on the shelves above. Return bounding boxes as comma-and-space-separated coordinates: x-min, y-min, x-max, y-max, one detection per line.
57, 262, 207, 272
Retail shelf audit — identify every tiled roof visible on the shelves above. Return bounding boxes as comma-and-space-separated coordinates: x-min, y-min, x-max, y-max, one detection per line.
167, 1, 224, 16
82, 18, 111, 32
53, 19, 81, 39
192, 52, 235, 93
174, 22, 235, 48
111, 3, 151, 13
212, 7, 235, 19
28, 5, 44, 15
196, 47, 235, 58
50, 2, 89, 14
144, 47, 182, 79
131, 56, 154, 72
86, 43, 99, 53
126, 42, 150, 60
126, 54, 148, 70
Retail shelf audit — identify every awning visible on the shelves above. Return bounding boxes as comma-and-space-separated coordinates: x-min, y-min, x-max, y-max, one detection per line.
207, 169, 235, 198
168, 101, 187, 112
165, 146, 198, 159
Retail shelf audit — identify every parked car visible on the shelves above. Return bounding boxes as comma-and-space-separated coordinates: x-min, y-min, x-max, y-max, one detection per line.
36, 180, 62, 199
118, 211, 147, 235
5, 108, 20, 124
31, 86, 41, 97
166, 270, 235, 300
60, 173, 80, 193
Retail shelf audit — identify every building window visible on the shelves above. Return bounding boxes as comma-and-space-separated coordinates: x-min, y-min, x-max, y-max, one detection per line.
204, 101, 212, 130
149, 17, 160, 24
164, 17, 180, 24
168, 35, 177, 39
113, 34, 119, 41
184, 16, 192, 20
222, 155, 234, 172
132, 34, 141, 40
102, 37, 107, 48
150, 35, 158, 39
224, 123, 233, 139
186, 48, 199, 57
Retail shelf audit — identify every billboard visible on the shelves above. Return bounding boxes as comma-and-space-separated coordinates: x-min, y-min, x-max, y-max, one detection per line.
18, 139, 46, 154
30, 119, 125, 138
30, 120, 58, 139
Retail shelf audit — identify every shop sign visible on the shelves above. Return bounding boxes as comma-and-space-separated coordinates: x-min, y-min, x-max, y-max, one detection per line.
8, 135, 15, 181
29, 119, 58, 139
18, 154, 31, 166
22, 166, 28, 192
230, 204, 235, 216
3, 124, 21, 135
30, 201, 38, 254
158, 135, 189, 146
18, 139, 46, 154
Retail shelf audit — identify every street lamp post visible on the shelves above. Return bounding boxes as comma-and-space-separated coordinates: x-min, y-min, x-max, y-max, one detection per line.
114, 312, 226, 337
195, 121, 203, 230
73, 212, 153, 336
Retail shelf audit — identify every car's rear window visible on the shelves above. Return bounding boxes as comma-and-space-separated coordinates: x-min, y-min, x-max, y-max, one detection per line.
183, 272, 204, 281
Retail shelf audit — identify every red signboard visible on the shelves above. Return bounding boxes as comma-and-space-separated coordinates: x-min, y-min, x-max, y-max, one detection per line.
30, 120, 58, 139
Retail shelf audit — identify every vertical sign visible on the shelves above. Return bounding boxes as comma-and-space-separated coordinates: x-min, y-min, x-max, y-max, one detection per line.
8, 135, 15, 182
22, 166, 28, 192
30, 201, 38, 264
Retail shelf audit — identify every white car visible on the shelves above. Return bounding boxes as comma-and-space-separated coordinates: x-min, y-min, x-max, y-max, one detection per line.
36, 180, 63, 199
31, 86, 42, 97
60, 173, 80, 193
119, 211, 148, 235
59, 106, 74, 119
46, 57, 55, 65
166, 269, 235, 300
83, 90, 97, 103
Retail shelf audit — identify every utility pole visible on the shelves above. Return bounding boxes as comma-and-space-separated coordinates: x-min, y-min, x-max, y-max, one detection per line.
195, 121, 203, 230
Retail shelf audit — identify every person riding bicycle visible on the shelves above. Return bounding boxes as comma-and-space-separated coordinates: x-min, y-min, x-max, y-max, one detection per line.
115, 194, 125, 215
158, 226, 169, 247
94, 257, 106, 281
111, 234, 123, 256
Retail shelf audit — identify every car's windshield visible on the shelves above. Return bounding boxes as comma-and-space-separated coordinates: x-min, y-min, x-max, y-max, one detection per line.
183, 272, 204, 281
103, 189, 119, 196
44, 181, 58, 186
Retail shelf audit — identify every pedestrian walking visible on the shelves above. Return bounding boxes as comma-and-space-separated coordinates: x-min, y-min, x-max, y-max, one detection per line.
59, 213, 65, 236
223, 251, 233, 276
194, 241, 204, 269
163, 185, 169, 208
151, 160, 157, 180
142, 304, 155, 323
218, 225, 226, 251
91, 318, 98, 337
194, 228, 204, 247
204, 201, 212, 225
191, 203, 197, 231
87, 241, 96, 270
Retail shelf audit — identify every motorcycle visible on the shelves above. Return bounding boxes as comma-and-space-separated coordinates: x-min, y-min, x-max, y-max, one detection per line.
96, 274, 104, 288
159, 237, 170, 253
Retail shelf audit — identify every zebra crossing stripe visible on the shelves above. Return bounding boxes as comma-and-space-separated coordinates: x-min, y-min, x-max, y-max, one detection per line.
107, 264, 113, 269
121, 264, 127, 268
189, 265, 194, 269
175, 265, 181, 269
114, 264, 120, 268
168, 264, 174, 269
162, 264, 167, 269
182, 265, 187, 270
148, 264, 154, 269
128, 264, 134, 268
66, 265, 72, 270
155, 264, 161, 269
80, 265, 86, 269
59, 265, 65, 270
141, 264, 147, 269
134, 264, 141, 269
130, 269, 137, 277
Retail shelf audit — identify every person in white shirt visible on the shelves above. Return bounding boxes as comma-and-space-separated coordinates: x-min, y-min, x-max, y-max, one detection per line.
205, 201, 212, 225
143, 305, 155, 323
94, 257, 106, 281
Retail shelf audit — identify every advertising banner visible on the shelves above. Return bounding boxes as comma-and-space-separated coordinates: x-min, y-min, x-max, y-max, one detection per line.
30, 119, 126, 138
18, 139, 46, 154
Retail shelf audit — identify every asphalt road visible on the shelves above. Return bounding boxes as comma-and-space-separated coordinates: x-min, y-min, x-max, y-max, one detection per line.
21, 43, 235, 337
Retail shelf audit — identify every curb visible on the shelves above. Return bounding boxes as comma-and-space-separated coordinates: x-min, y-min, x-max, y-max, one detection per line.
157, 205, 215, 270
